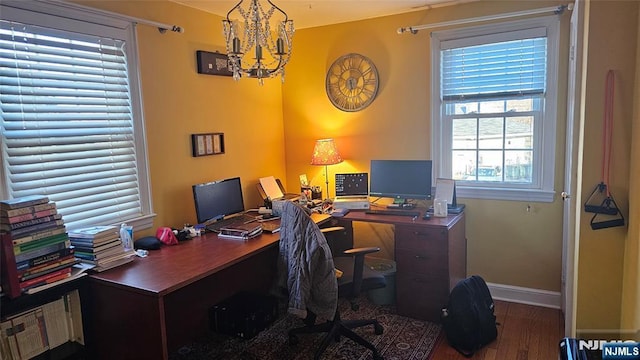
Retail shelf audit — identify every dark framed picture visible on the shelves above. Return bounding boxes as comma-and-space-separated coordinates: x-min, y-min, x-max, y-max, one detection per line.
196, 51, 233, 76
192, 133, 225, 157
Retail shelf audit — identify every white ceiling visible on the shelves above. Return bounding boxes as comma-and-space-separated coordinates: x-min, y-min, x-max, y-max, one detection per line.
170, 0, 469, 29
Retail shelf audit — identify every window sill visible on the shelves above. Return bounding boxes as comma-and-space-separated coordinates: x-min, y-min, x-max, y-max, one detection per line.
456, 186, 555, 202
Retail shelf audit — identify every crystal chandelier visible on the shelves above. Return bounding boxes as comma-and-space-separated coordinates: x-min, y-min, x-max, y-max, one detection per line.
222, 0, 294, 84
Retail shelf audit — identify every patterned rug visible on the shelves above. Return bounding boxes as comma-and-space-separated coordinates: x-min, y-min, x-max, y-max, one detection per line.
170, 298, 441, 360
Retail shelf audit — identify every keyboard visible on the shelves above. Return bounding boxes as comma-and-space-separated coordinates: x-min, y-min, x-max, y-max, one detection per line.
365, 209, 420, 217
206, 214, 258, 233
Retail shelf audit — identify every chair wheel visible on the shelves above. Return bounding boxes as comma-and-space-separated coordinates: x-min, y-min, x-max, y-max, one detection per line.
374, 323, 384, 335
289, 334, 299, 346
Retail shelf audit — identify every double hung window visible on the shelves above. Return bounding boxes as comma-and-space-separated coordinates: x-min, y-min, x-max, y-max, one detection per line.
0, 2, 153, 230
431, 17, 559, 202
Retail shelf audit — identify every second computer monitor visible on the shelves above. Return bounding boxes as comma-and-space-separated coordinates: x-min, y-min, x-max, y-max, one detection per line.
192, 177, 244, 224
369, 160, 433, 203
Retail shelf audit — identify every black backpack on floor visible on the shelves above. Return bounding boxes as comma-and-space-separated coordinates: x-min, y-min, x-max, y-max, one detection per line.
441, 275, 498, 357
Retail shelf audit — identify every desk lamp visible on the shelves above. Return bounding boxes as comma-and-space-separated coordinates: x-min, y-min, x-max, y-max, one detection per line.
311, 138, 343, 200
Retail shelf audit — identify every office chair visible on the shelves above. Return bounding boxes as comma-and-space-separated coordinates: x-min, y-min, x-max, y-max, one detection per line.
277, 202, 386, 360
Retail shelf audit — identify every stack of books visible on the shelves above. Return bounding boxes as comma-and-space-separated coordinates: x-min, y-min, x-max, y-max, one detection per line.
0, 195, 82, 295
68, 225, 135, 272
218, 222, 263, 240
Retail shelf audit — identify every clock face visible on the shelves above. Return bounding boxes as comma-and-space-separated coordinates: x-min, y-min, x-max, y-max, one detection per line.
326, 53, 379, 112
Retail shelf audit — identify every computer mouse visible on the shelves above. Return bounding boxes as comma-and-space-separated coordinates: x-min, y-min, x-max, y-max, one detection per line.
422, 213, 431, 220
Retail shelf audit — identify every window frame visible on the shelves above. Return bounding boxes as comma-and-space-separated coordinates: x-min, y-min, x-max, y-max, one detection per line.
431, 16, 560, 202
0, 0, 154, 231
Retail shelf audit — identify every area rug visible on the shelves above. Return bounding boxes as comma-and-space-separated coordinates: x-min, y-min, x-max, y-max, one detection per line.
170, 298, 441, 360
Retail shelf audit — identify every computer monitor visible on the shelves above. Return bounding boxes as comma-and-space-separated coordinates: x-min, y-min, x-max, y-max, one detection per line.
192, 177, 244, 224
369, 160, 433, 204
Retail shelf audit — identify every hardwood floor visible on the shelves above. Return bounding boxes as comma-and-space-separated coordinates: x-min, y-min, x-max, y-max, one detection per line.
430, 300, 565, 359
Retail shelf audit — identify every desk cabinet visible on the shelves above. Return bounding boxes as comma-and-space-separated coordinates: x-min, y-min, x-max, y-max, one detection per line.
394, 214, 466, 322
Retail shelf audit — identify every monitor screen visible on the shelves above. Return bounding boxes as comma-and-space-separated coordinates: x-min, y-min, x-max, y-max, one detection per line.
369, 160, 433, 202
335, 173, 369, 196
192, 177, 245, 224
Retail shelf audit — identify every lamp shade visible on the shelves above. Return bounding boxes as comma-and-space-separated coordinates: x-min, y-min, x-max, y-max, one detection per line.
311, 139, 343, 166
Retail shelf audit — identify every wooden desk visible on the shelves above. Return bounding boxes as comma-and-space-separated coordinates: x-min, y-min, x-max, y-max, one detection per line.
337, 209, 466, 322
84, 213, 329, 360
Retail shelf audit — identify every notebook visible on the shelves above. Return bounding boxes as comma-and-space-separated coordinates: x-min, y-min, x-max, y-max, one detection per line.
335, 173, 369, 200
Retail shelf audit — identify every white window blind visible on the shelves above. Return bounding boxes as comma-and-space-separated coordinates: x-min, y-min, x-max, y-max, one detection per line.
441, 29, 547, 101
431, 17, 559, 202
0, 18, 145, 229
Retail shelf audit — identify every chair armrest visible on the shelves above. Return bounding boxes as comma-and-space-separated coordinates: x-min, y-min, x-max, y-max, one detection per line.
320, 226, 345, 234
343, 247, 380, 257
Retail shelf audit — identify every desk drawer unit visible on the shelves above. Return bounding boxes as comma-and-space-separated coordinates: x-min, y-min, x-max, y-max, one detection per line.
395, 222, 464, 322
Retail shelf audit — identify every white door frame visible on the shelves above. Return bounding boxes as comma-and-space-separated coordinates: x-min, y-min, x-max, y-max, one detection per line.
562, 0, 587, 337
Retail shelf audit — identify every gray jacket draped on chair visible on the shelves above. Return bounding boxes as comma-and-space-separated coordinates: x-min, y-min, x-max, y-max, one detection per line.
277, 202, 338, 320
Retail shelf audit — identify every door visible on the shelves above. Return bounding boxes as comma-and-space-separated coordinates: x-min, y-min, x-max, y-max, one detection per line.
562, 0, 586, 337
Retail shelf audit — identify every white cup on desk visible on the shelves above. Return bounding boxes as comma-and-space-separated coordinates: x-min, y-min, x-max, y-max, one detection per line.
433, 198, 448, 217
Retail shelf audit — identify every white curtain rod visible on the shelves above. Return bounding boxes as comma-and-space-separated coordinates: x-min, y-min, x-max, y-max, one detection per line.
41, 0, 184, 34
397, 3, 572, 35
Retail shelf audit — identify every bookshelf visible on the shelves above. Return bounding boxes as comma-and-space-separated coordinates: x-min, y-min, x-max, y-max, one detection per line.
1, 279, 87, 360
0, 196, 87, 359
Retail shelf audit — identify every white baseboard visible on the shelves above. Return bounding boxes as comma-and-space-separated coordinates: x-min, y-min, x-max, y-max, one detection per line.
487, 282, 561, 309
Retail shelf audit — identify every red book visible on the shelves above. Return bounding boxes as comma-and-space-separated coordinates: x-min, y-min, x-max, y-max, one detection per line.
2, 209, 58, 225
19, 266, 72, 290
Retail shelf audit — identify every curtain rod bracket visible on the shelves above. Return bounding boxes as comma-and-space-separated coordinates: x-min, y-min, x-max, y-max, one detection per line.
157, 25, 184, 34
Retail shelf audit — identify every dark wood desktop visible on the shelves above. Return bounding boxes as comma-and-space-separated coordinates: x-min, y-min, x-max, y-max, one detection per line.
83, 211, 464, 359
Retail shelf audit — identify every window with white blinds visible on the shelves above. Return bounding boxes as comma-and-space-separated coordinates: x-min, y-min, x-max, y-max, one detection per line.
441, 29, 547, 101
431, 17, 559, 202
0, 3, 153, 230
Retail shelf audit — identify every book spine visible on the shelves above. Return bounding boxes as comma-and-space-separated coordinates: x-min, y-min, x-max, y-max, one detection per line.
0, 213, 61, 231
17, 253, 76, 276
0, 202, 56, 218
19, 257, 78, 281
12, 227, 67, 246
13, 233, 69, 255
1, 207, 57, 224
19, 267, 71, 290
9, 219, 65, 238
14, 240, 70, 263
0, 233, 21, 298
16, 248, 75, 271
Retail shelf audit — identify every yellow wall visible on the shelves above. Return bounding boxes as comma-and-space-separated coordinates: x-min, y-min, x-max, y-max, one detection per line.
282, 1, 567, 292
576, 0, 637, 337
75, 1, 288, 237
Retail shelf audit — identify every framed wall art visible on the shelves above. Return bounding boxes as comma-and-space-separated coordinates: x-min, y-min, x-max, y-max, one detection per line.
191, 133, 225, 157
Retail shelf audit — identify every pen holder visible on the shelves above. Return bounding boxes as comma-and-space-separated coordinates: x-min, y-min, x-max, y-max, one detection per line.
311, 186, 322, 200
